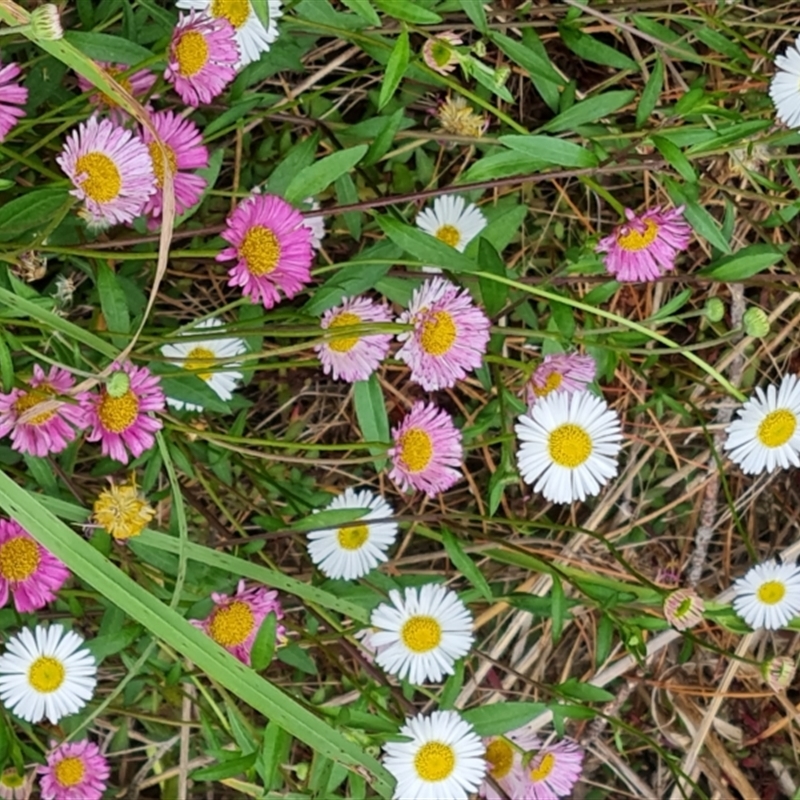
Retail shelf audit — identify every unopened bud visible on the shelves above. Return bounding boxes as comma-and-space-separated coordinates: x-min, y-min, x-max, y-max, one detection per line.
31, 4, 63, 40
762, 656, 796, 692
704, 297, 725, 323
106, 370, 131, 398
743, 307, 770, 338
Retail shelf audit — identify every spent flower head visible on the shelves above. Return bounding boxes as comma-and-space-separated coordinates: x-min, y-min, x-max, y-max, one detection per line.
663, 588, 705, 631
92, 477, 155, 541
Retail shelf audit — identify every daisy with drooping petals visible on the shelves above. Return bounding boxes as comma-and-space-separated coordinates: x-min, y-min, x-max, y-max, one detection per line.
308, 488, 398, 580
770, 39, 800, 128
315, 296, 393, 383
217, 193, 314, 309
416, 196, 486, 253
76, 62, 157, 122
57, 116, 156, 227
0, 624, 96, 724
480, 727, 542, 800
78, 361, 164, 465
161, 317, 247, 411
723, 374, 800, 474
388, 402, 463, 497
92, 476, 155, 541
383, 709, 486, 800
165, 11, 239, 107
423, 32, 462, 75
0, 62, 27, 143
732, 558, 800, 630
0, 365, 85, 458
396, 278, 490, 391
369, 583, 474, 684
140, 110, 208, 222
177, 0, 282, 68
39, 740, 110, 800
525, 353, 596, 405
0, 767, 32, 800
519, 740, 584, 799
763, 655, 796, 692
0, 519, 69, 614
663, 588, 705, 632
516, 390, 623, 504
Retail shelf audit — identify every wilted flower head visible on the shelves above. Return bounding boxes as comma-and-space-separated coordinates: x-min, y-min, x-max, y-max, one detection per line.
437, 95, 487, 139
423, 32, 462, 75
92, 477, 155, 541
31, 4, 63, 41
763, 655, 796, 692
663, 588, 705, 631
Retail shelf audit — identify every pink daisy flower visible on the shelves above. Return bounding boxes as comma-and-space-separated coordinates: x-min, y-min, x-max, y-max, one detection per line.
77, 361, 164, 465
57, 116, 156, 227
480, 727, 542, 800
595, 206, 692, 282
217, 193, 314, 309
165, 11, 239, 107
388, 401, 462, 497
519, 740, 584, 800
191, 580, 285, 666
140, 110, 208, 223
76, 61, 157, 123
396, 277, 490, 391
0, 365, 85, 458
0, 519, 69, 614
38, 739, 110, 800
315, 296, 393, 383
525, 353, 596, 405
423, 31, 463, 75
0, 62, 27, 143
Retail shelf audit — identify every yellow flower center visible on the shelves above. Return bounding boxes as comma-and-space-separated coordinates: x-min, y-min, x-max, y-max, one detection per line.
327, 311, 361, 353
211, 0, 250, 28
175, 30, 210, 78
530, 751, 556, 782
240, 225, 282, 276
97, 389, 140, 433
616, 219, 659, 251
147, 142, 178, 189
414, 741, 455, 782
533, 372, 563, 398
757, 409, 797, 448
0, 536, 40, 582
419, 310, 457, 357
208, 600, 254, 646
28, 655, 65, 693
93, 482, 155, 541
98, 66, 132, 109
400, 614, 442, 653
485, 738, 514, 780
435, 224, 461, 248
13, 386, 56, 426
337, 524, 368, 551
757, 580, 786, 606
397, 427, 433, 473
53, 757, 85, 788
184, 347, 217, 382
75, 152, 122, 204
547, 423, 592, 469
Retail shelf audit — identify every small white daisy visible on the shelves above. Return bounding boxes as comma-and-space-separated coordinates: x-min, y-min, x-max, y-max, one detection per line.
732, 558, 800, 630
161, 317, 247, 412
724, 374, 800, 474
416, 195, 486, 253
369, 583, 474, 685
770, 39, 800, 129
515, 390, 623, 504
307, 488, 399, 580
0, 624, 96, 724
383, 709, 486, 800
301, 197, 325, 251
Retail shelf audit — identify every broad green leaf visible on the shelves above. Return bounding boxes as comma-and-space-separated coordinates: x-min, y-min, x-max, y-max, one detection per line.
378, 28, 409, 110
636, 57, 663, 128
540, 90, 636, 133
65, 31, 153, 64
377, 216, 478, 273
489, 31, 561, 112
285, 145, 368, 205
0, 188, 71, 242
651, 135, 697, 183
559, 24, 637, 70
259, 721, 290, 790
96, 263, 130, 339
353, 373, 390, 470
278, 643, 317, 674
250, 612, 278, 672
499, 135, 598, 168
666, 179, 731, 254
373, 0, 441, 23
700, 244, 785, 281
441, 528, 492, 601
340, 0, 380, 25
458, 151, 546, 184
461, 702, 547, 736
459, 0, 488, 33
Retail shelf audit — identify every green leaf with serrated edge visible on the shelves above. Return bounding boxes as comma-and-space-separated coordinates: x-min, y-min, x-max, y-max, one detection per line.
353, 374, 390, 470
651, 135, 697, 183
373, 0, 441, 23
559, 24, 637, 70
499, 135, 598, 168
284, 145, 368, 205
540, 90, 636, 133
377, 217, 478, 273
290, 507, 369, 533
96, 263, 130, 339
665, 179, 731, 254
700, 244, 785, 281
556, 677, 615, 703
460, 702, 547, 736
637, 57, 663, 128
441, 528, 492, 601
551, 575, 566, 643
65, 31, 153, 64
341, 0, 380, 25
250, 612, 278, 672
378, 28, 409, 111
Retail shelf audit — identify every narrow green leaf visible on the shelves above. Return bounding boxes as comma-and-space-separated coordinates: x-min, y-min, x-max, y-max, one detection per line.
595, 614, 614, 667
65, 31, 153, 64
701, 244, 785, 281
476, 238, 507, 318
284, 145, 368, 205
353, 373, 389, 470
373, 0, 441, 23
250, 612, 278, 672
157, 374, 231, 414
540, 90, 636, 133
278, 642, 317, 675
378, 29, 409, 111
96, 263, 130, 338
556, 678, 615, 703
636, 57, 663, 128
377, 217, 478, 273
193, 753, 258, 782
551, 576, 565, 643
0, 333, 13, 392
251, 0, 270, 30
651, 135, 697, 183
441, 529, 492, 601
665, 179, 731, 254
458, 152, 546, 184
458, 0, 487, 33
0, 188, 71, 243
364, 109, 405, 166
340, 0, 380, 25
259, 721, 289, 790
559, 24, 637, 70
290, 506, 369, 533
461, 702, 547, 736
499, 135, 598, 168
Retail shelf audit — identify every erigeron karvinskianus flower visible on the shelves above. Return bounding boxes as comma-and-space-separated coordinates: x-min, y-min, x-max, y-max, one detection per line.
0, 766, 32, 800
480, 727, 542, 800
423, 32, 462, 75
301, 198, 325, 250
595, 206, 691, 282
437, 95, 487, 139
92, 477, 155, 541
525, 352, 596, 406
763, 655, 797, 692
416, 196, 486, 253
0, 365, 85, 458
515, 390, 623, 504
0, 61, 27, 142
770, 39, 800, 129
38, 739, 110, 800
315, 296, 393, 383
663, 588, 705, 632
369, 583, 474, 684
30, 4, 63, 41
217, 193, 314, 309
76, 62, 157, 122
519, 739, 584, 799
732, 558, 800, 630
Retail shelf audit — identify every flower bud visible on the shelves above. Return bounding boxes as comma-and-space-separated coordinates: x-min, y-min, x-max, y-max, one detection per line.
743, 307, 770, 338
663, 588, 705, 631
31, 4, 63, 41
762, 656, 796, 692
704, 297, 725, 323
106, 370, 131, 398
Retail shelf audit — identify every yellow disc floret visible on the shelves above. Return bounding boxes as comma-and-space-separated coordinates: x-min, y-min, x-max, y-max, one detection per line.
400, 615, 442, 653
616, 219, 659, 251
0, 536, 40, 582
547, 423, 592, 469
53, 757, 85, 788
148, 142, 178, 188
175, 30, 210, 78
757, 580, 786, 606
211, 0, 250, 28
419, 311, 457, 357
97, 389, 140, 433
328, 311, 362, 353
485, 737, 514, 780
184, 347, 217, 382
208, 600, 255, 646
414, 741, 456, 782
93, 480, 155, 541
28, 655, 65, 693
337, 524, 368, 551
398, 428, 434, 473
75, 152, 122, 204
757, 409, 797, 449
240, 225, 282, 276
435, 224, 461, 248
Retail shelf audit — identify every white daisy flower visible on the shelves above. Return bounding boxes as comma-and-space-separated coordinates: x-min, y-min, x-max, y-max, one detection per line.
383, 709, 486, 800
307, 488, 399, 580
770, 39, 800, 129
161, 317, 247, 412
301, 197, 326, 251
732, 558, 800, 630
416, 196, 486, 253
369, 584, 473, 685
515, 389, 623, 504
0, 624, 96, 724
176, 0, 282, 68
724, 375, 800, 474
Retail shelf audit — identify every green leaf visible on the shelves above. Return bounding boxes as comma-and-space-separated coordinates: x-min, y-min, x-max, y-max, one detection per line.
476, 238, 507, 318
701, 244, 785, 281
540, 90, 636, 133
259, 721, 289, 790
340, 0, 380, 25
157, 374, 231, 414
365, 109, 406, 165
353, 374, 389, 471
461, 702, 547, 736
556, 677, 614, 703
559, 24, 638, 70
193, 753, 258, 782
0, 333, 14, 392
290, 506, 369, 533
489, 31, 562, 109
252, 0, 271, 30
377, 217, 478, 273
459, 151, 546, 184
499, 135, 598, 168
459, 0, 488, 33
373, 0, 441, 23
441, 528, 492, 601
651, 135, 697, 183
96, 263, 130, 339
278, 642, 318, 675
250, 612, 278, 672
284, 145, 368, 205
378, 28, 409, 111
666, 179, 731, 254
637, 58, 664, 128
65, 31, 154, 64
596, 614, 614, 667
0, 188, 71, 243
551, 576, 565, 643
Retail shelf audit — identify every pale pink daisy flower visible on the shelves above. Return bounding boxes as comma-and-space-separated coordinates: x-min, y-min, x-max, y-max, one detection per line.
191, 580, 285, 666
78, 361, 164, 465
0, 62, 27, 142
596, 206, 692, 282
423, 32, 462, 75
165, 11, 239, 107
38, 739, 110, 800
140, 110, 208, 223
525, 353, 596, 405
480, 727, 542, 800
396, 277, 490, 391
0, 365, 85, 458
0, 519, 69, 614
316, 296, 393, 383
0, 766, 33, 800
218, 193, 314, 309
76, 61, 157, 123
57, 116, 156, 227
519, 740, 584, 799
388, 401, 462, 497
